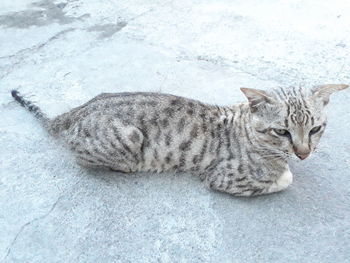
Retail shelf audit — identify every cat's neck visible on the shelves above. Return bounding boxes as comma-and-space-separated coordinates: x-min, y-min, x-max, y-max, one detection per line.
221, 103, 288, 164
219, 102, 250, 126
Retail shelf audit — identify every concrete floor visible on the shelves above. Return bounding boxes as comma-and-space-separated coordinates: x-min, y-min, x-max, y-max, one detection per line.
1, 0, 349, 262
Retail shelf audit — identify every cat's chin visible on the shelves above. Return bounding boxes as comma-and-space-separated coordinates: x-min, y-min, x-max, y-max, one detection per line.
289, 156, 302, 163
287, 153, 313, 163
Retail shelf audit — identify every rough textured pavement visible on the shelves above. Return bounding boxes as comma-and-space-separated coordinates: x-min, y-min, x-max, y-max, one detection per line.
1, 1, 350, 262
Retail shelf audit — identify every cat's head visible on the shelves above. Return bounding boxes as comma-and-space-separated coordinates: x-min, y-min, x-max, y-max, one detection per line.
241, 84, 348, 161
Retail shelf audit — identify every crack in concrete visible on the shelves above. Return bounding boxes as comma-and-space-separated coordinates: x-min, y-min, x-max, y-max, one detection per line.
85, 1, 170, 40
0, 0, 175, 78
0, 28, 75, 60
2, 178, 83, 261
0, 28, 75, 80
2, 195, 64, 261
87, 21, 127, 39
128, 0, 174, 23
0, 3, 160, 75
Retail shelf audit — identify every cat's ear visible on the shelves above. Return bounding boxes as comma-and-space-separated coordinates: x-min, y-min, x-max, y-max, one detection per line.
312, 84, 348, 105
240, 88, 275, 112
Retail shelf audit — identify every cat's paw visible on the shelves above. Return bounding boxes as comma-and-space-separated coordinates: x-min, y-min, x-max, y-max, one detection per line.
268, 169, 293, 193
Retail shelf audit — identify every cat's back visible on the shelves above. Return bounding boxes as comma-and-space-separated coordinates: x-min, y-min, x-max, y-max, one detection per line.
66, 91, 212, 120
50, 92, 219, 136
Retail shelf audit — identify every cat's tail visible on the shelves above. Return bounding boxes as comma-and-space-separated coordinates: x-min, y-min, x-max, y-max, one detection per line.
11, 90, 50, 128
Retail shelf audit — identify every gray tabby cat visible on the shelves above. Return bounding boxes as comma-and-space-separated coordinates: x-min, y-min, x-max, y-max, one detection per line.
11, 84, 348, 196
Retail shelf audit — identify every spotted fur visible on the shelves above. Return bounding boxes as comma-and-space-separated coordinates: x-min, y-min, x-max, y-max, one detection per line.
11, 84, 348, 196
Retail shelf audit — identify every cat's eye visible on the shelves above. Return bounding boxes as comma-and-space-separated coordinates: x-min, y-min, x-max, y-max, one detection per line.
273, 128, 290, 136
310, 125, 322, 135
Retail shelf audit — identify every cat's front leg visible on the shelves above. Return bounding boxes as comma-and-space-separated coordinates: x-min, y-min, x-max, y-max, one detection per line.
203, 171, 265, 196
204, 167, 293, 197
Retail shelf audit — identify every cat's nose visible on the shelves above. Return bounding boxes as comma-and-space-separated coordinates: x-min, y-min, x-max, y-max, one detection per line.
293, 145, 311, 160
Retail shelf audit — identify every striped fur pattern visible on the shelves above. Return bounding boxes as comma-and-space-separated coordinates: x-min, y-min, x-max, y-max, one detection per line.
11, 84, 348, 196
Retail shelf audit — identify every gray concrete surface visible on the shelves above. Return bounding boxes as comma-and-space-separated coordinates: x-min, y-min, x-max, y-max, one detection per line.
1, 0, 350, 262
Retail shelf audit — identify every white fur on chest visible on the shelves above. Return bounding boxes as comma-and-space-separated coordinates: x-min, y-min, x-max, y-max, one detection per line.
268, 167, 293, 193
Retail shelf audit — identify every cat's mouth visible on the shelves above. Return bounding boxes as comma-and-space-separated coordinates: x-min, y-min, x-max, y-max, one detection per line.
295, 152, 310, 160
281, 151, 313, 161
282, 150, 311, 161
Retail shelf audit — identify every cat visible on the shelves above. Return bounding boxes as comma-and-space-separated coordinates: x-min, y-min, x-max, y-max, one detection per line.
11, 84, 348, 196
